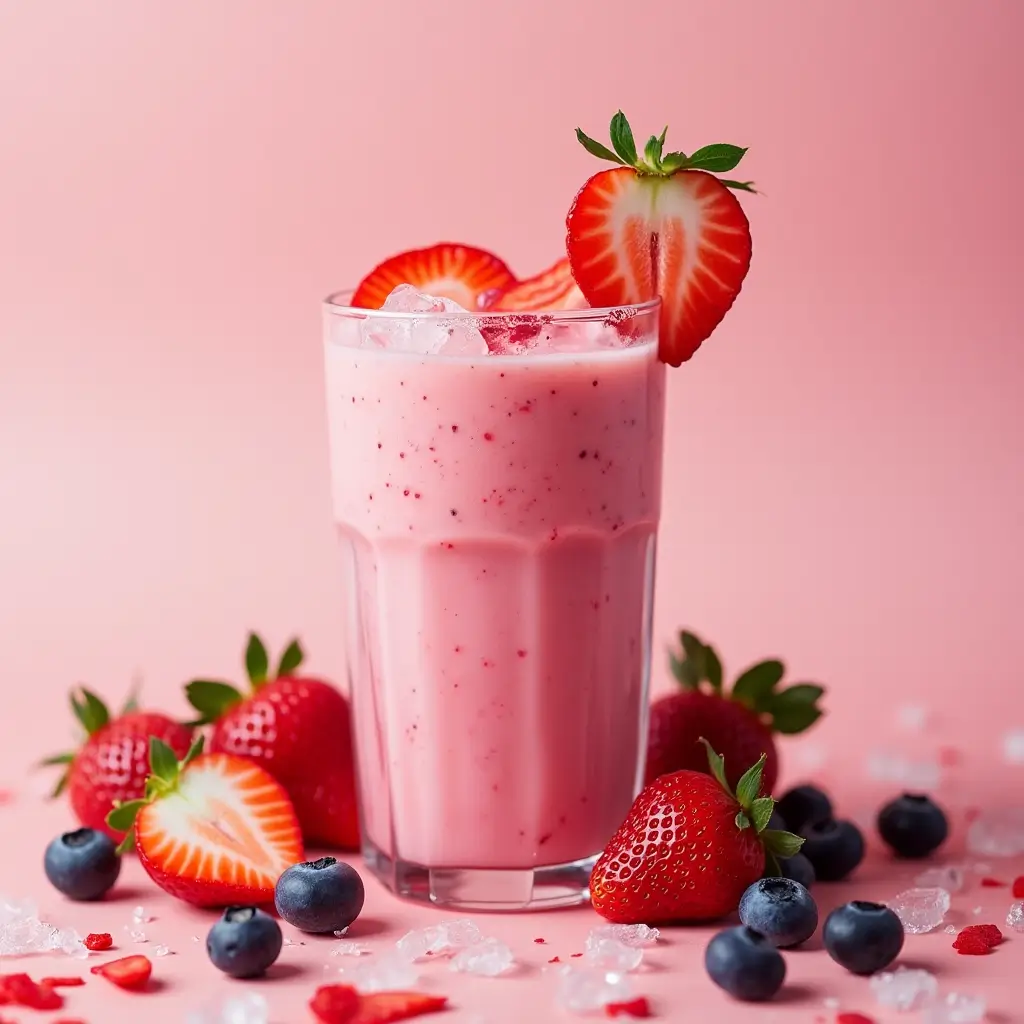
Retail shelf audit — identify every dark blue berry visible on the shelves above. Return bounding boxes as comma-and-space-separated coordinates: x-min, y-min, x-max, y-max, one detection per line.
274, 856, 364, 934
778, 852, 816, 889
800, 819, 864, 881
738, 877, 818, 948
43, 828, 121, 901
775, 785, 833, 834
877, 793, 948, 859
705, 926, 786, 1001
823, 900, 904, 974
206, 906, 282, 978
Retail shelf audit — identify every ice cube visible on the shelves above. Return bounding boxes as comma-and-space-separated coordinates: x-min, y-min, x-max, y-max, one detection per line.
0, 895, 86, 957
896, 704, 929, 731
330, 940, 371, 957
916, 865, 965, 892
450, 937, 514, 976
1007, 902, 1024, 932
887, 888, 950, 933
869, 966, 938, 1010
586, 923, 660, 948
966, 808, 1024, 856
128, 928, 148, 942
334, 927, 350, 937
339, 951, 418, 992
184, 992, 269, 1024
582, 935, 644, 973
944, 925, 959, 935
972, 906, 982, 916
866, 751, 941, 789
395, 919, 483, 960
1003, 728, 1024, 764
362, 286, 487, 356
920, 992, 986, 1023
556, 966, 633, 1013
154, 944, 171, 957
132, 905, 153, 924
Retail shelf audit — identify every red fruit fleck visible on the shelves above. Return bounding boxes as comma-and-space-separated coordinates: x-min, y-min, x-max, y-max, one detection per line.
570, 952, 583, 958
90, 955, 152, 989
980, 877, 1006, 887
953, 932, 993, 955
955, 923, 1003, 948
548, 956, 561, 963
195, 633, 360, 849
591, 747, 771, 923
351, 243, 514, 311
46, 690, 193, 841
483, 432, 494, 441
533, 937, 546, 944
53, 1020, 89, 1024
310, 983, 448, 1023
310, 984, 360, 1023
837, 1015, 876, 1024
1013, 875, 1024, 897
606, 997, 651, 1018
40, 977, 85, 987
939, 746, 961, 766
84, 932, 113, 951
0, 973, 64, 1010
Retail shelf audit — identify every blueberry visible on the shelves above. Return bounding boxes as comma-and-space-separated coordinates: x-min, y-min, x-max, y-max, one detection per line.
876, 793, 948, 859
43, 828, 121, 901
206, 906, 282, 978
704, 925, 786, 1001
800, 819, 865, 881
823, 900, 904, 974
738, 877, 818, 948
775, 785, 833, 834
778, 853, 816, 889
274, 856, 364, 934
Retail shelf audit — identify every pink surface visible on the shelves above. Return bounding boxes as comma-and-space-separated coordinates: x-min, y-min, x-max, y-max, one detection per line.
1, 0, 1024, 1019
1, 789, 1022, 1022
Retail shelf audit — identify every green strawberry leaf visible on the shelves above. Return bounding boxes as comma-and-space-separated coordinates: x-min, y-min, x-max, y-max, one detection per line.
735, 810, 751, 831
185, 680, 243, 723
720, 179, 757, 193
180, 734, 205, 771
750, 796, 775, 833
669, 648, 700, 690
106, 798, 147, 834
660, 151, 688, 173
643, 129, 667, 170
686, 144, 747, 172
575, 128, 626, 166
772, 703, 823, 734
732, 659, 785, 709
699, 738, 730, 792
704, 644, 724, 692
71, 688, 110, 736
121, 677, 142, 715
245, 633, 270, 687
276, 639, 304, 678
761, 828, 805, 859
774, 683, 825, 705
149, 737, 180, 785
763, 853, 782, 877
735, 754, 767, 809
116, 831, 136, 855
50, 772, 70, 799
609, 111, 638, 166
39, 752, 75, 767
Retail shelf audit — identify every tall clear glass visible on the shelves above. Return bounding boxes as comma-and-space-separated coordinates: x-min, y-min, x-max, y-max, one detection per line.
322, 294, 665, 910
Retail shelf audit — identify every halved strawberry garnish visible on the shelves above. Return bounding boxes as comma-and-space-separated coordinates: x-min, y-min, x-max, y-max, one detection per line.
90, 955, 152, 990
310, 984, 448, 1024
352, 243, 515, 310
106, 737, 302, 907
487, 257, 586, 311
566, 112, 754, 366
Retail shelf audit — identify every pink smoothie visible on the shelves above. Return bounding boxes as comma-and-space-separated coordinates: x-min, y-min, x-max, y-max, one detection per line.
323, 307, 665, 872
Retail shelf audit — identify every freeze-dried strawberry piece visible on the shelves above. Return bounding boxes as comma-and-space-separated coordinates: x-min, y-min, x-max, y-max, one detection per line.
84, 932, 113, 950
41, 976, 86, 987
836, 1015, 876, 1024
0, 973, 63, 1009
955, 923, 1003, 948
980, 877, 1006, 888
1012, 875, 1024, 898
606, 997, 652, 1018
953, 931, 992, 955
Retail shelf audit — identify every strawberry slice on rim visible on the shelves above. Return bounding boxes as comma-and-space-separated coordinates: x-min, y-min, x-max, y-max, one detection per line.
486, 257, 587, 311
352, 242, 515, 310
106, 736, 303, 908
566, 111, 754, 366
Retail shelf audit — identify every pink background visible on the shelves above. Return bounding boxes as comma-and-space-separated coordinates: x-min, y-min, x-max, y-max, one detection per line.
2, 3, 1023, 787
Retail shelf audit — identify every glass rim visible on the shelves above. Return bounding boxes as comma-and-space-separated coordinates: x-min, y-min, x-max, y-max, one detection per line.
323, 289, 661, 322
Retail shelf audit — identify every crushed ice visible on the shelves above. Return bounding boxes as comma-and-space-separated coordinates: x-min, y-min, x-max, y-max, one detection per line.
184, 991, 268, 1024
1006, 902, 1024, 932
887, 888, 950, 933
966, 808, 1024, 856
360, 286, 487, 357
0, 895, 87, 958
330, 940, 371, 957
583, 933, 644, 973
395, 918, 483, 960
450, 937, 514, 977
337, 951, 418, 992
920, 992, 986, 1023
587, 923, 660, 948
154, 944, 171, 957
915, 865, 965, 892
556, 966, 633, 1013
132, 905, 154, 924
896, 704, 929, 731
869, 966, 938, 1010
866, 751, 941, 789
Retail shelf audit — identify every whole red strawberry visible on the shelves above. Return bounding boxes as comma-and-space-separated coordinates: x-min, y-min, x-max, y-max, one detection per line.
43, 689, 193, 841
185, 633, 359, 850
646, 631, 825, 792
591, 743, 803, 923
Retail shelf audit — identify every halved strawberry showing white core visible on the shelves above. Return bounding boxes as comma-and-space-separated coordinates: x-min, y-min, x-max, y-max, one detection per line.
486, 257, 587, 311
351, 242, 515, 310
107, 737, 303, 907
566, 112, 754, 366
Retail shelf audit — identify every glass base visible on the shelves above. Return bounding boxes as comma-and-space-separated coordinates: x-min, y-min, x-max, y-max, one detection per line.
363, 838, 596, 911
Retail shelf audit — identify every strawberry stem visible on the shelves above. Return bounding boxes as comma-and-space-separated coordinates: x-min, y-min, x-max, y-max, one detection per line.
577, 112, 756, 193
